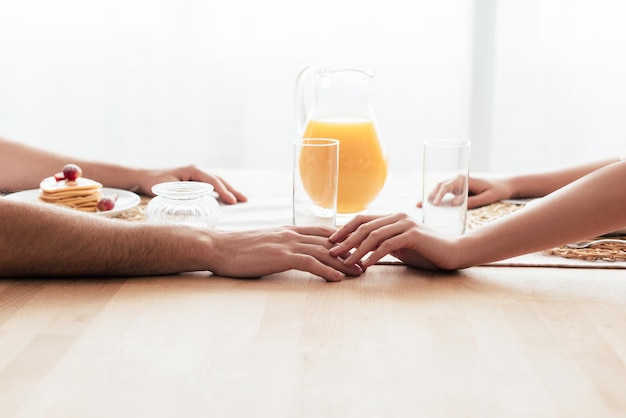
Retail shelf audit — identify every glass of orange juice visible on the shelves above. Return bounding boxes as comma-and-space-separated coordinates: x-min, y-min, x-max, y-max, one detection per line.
293, 138, 339, 227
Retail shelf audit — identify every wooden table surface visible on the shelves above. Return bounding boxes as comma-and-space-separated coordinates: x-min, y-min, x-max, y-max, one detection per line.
2, 170, 625, 417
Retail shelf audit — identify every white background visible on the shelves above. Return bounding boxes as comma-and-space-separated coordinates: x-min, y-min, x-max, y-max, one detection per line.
1, 0, 624, 174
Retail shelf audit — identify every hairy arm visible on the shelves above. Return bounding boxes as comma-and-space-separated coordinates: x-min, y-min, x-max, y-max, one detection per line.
0, 137, 80, 192
0, 199, 213, 277
0, 137, 246, 203
0, 199, 361, 280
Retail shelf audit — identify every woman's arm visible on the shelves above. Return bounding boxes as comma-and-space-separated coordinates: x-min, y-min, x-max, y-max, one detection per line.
419, 157, 621, 209
456, 159, 626, 267
332, 159, 626, 270
500, 157, 621, 199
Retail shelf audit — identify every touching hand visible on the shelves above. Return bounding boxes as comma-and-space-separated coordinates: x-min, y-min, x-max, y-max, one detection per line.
210, 226, 363, 282
329, 213, 457, 270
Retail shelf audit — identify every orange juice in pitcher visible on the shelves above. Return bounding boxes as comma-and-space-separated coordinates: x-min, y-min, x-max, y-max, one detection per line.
296, 67, 388, 220
303, 118, 387, 214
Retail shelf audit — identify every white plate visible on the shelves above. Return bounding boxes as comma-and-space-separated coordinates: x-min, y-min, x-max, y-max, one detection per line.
4, 187, 141, 217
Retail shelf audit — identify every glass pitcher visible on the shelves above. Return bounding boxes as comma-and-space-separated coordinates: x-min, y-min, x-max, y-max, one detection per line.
295, 67, 388, 221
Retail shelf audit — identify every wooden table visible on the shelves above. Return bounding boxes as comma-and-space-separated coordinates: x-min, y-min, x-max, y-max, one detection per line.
2, 171, 625, 418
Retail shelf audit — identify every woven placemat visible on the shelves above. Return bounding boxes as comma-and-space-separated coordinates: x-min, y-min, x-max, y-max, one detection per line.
466, 202, 626, 262
113, 196, 148, 222
542, 242, 626, 262
466, 202, 524, 231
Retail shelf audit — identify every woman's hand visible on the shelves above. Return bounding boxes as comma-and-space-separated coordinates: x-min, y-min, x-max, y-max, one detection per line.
329, 213, 458, 270
417, 176, 514, 210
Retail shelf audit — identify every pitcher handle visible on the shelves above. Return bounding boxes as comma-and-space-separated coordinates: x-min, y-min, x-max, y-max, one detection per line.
294, 66, 318, 136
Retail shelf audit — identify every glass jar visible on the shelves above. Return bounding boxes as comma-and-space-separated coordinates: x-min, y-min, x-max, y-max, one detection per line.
146, 181, 219, 228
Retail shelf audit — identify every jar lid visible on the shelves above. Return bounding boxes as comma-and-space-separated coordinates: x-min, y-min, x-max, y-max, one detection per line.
151, 181, 215, 199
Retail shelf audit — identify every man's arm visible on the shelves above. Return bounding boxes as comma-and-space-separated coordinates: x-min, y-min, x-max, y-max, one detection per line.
0, 198, 214, 277
0, 137, 77, 192
0, 137, 246, 203
0, 199, 362, 280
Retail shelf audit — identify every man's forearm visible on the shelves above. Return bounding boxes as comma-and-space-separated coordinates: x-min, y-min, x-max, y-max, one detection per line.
0, 137, 144, 193
0, 199, 212, 277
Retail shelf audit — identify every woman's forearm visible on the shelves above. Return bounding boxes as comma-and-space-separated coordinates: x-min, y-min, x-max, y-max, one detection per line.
457, 159, 626, 267
506, 157, 621, 199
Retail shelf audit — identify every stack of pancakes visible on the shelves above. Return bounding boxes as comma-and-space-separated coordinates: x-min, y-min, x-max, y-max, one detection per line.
39, 177, 103, 212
